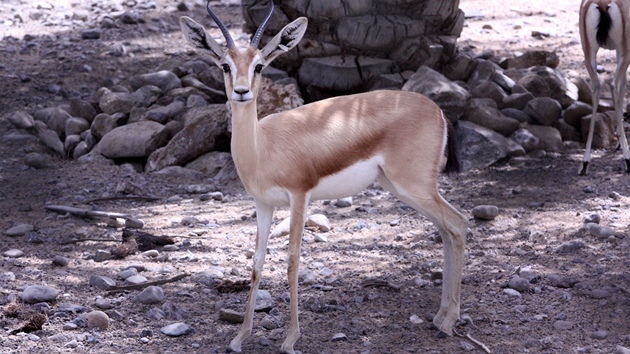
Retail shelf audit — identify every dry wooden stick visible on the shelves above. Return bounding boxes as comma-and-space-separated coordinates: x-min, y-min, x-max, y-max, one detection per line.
85, 196, 160, 203
105, 273, 190, 295
44, 204, 144, 226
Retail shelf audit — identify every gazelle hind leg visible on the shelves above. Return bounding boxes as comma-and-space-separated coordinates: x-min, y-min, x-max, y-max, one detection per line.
581, 47, 601, 175
612, 54, 630, 172
377, 173, 467, 335
228, 201, 274, 352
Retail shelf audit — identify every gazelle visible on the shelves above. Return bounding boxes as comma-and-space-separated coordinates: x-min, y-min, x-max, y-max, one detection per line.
180, 2, 468, 353
579, 0, 630, 175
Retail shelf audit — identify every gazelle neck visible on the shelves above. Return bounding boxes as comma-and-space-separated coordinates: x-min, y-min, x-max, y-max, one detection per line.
229, 99, 262, 184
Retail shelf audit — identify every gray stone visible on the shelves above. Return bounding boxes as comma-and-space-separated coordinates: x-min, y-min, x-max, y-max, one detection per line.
403, 65, 470, 122
4, 249, 24, 258
73, 141, 90, 159
126, 70, 182, 93
145, 104, 228, 172
472, 205, 499, 220
181, 75, 226, 102
7, 111, 35, 129
219, 309, 244, 324
64, 135, 82, 156
501, 108, 534, 124
524, 97, 562, 126
587, 223, 616, 239
511, 128, 542, 152
552, 119, 582, 142
470, 80, 507, 108
65, 117, 90, 137
25, 152, 49, 169
185, 151, 232, 177
517, 74, 550, 98
160, 322, 192, 337
503, 288, 521, 297
90, 113, 118, 140
68, 98, 97, 122
95, 121, 169, 159
443, 53, 477, 82
95, 297, 112, 310
33, 106, 71, 138
331, 333, 348, 342
86, 310, 109, 330
271, 217, 291, 238
467, 59, 500, 90
508, 276, 531, 292
503, 92, 535, 110
125, 274, 148, 284
306, 214, 331, 232
581, 112, 617, 149
525, 124, 563, 152
547, 274, 578, 288
592, 330, 608, 340
555, 240, 585, 254
142, 99, 185, 124
99, 92, 136, 114
37, 128, 65, 156
462, 98, 519, 136
591, 289, 610, 299
93, 249, 112, 262
456, 121, 512, 171
21, 285, 60, 303
52, 255, 69, 267
507, 50, 559, 69
89, 275, 117, 290
117, 268, 138, 279
132, 286, 165, 304
335, 197, 353, 208
553, 320, 573, 330
6, 224, 35, 236
563, 101, 592, 128
131, 85, 162, 108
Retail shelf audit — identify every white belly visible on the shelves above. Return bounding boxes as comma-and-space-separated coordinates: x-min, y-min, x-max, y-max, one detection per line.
251, 155, 384, 206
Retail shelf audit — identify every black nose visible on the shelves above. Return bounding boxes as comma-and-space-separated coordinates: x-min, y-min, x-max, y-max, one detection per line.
234, 88, 249, 95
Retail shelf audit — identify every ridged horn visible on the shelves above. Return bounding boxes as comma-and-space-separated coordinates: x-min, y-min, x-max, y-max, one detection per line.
206, 0, 234, 48
250, 1, 275, 48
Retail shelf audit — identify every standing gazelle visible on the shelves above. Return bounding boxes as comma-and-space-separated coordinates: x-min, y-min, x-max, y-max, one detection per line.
180, 2, 468, 353
579, 0, 630, 175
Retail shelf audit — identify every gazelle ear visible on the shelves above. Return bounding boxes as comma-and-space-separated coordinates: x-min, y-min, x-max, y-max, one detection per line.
180, 16, 225, 64
260, 17, 308, 64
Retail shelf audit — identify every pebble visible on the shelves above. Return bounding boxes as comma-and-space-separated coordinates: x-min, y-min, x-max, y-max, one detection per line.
63, 323, 78, 330
52, 255, 69, 267
503, 288, 521, 297
306, 214, 331, 232
86, 310, 110, 330
587, 223, 616, 239
21, 285, 61, 303
1, 272, 16, 281
313, 233, 328, 243
94, 297, 113, 310
132, 286, 164, 304
471, 205, 499, 220
6, 223, 34, 236
117, 268, 138, 279
331, 333, 348, 342
93, 249, 112, 262
219, 309, 244, 324
508, 276, 531, 292
583, 213, 600, 224
554, 240, 585, 254
89, 275, 116, 290
142, 250, 160, 258
160, 322, 193, 337
590, 289, 610, 299
4, 249, 24, 258
271, 217, 291, 238
547, 274, 577, 288
126, 274, 148, 284
335, 197, 353, 208
25, 152, 49, 169
552, 320, 573, 330
409, 314, 424, 324
591, 330, 608, 340
64, 339, 79, 348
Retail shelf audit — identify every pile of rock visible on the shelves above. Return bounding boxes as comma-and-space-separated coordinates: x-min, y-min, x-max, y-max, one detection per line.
3, 48, 617, 175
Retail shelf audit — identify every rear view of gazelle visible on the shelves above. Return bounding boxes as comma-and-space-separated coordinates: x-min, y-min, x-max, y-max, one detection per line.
579, 0, 630, 175
180, 2, 467, 353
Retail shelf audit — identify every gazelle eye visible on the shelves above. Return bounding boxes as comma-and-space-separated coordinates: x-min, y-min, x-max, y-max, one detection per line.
254, 64, 264, 73
221, 63, 230, 73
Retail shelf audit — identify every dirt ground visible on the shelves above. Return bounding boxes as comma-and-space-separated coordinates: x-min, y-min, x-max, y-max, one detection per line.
1, 1, 629, 353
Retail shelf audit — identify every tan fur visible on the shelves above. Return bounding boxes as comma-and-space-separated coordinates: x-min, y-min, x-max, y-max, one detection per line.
180, 13, 467, 354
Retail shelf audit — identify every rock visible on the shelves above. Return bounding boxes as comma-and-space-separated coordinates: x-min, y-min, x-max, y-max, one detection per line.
94, 297, 112, 310
581, 112, 617, 149
141, 99, 186, 124
7, 111, 35, 129
591, 289, 610, 299
547, 274, 578, 288
271, 217, 291, 238
306, 214, 331, 232
335, 197, 353, 208
587, 223, 616, 239
503, 288, 521, 297
462, 98, 519, 136
525, 124, 563, 152
403, 65, 470, 122
191, 268, 224, 286
89, 275, 117, 290
37, 128, 65, 156
553, 320, 573, 330
555, 240, 585, 254
126, 274, 148, 284
472, 205, 499, 220
93, 249, 112, 262
617, 346, 630, 354
524, 97, 562, 126
185, 151, 233, 176
181, 75, 227, 102
552, 119, 582, 142
65, 117, 90, 136
95, 121, 169, 159
470, 80, 507, 108
6, 223, 34, 236
511, 128, 542, 152
64, 135, 82, 156
299, 55, 395, 93
24, 152, 49, 169
99, 91, 136, 114
90, 113, 118, 140
52, 255, 69, 267
161, 323, 193, 337
4, 249, 24, 258
86, 310, 110, 330
507, 50, 559, 69
331, 333, 348, 342
142, 250, 160, 258
563, 101, 592, 128
68, 98, 97, 122
117, 268, 138, 279
33, 106, 71, 137
145, 104, 228, 172
503, 92, 535, 110
516, 74, 550, 98
508, 276, 531, 292
132, 286, 165, 304
81, 29, 101, 40
456, 121, 512, 171
219, 308, 244, 324
127, 70, 182, 93
591, 330, 608, 340
21, 285, 60, 303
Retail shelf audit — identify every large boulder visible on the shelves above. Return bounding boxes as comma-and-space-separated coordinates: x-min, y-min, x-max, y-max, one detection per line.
94, 121, 169, 159
456, 121, 522, 171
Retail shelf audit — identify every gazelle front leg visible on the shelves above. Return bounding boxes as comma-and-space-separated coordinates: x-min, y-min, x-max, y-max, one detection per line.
280, 193, 309, 354
228, 200, 274, 353
580, 48, 601, 176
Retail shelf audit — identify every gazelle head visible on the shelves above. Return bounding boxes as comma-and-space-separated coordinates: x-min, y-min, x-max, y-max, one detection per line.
180, 1, 307, 105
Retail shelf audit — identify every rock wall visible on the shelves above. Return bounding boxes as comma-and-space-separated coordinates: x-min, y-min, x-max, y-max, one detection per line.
242, 0, 465, 98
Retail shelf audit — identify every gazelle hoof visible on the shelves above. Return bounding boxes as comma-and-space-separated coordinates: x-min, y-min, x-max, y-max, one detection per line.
624, 159, 630, 173
578, 161, 589, 176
